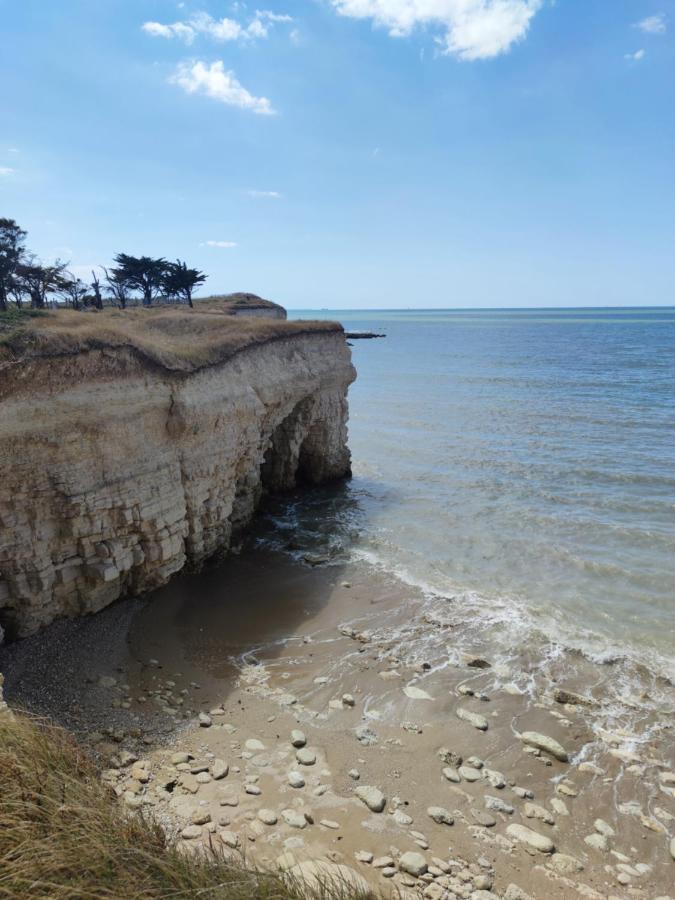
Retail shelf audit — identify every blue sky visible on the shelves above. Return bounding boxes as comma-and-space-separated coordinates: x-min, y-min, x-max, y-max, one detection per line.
1, 0, 673, 308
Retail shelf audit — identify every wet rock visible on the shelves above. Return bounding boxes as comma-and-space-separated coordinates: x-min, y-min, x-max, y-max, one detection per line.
519, 731, 568, 762
549, 853, 584, 875
296, 748, 316, 766
399, 851, 428, 877
462, 654, 491, 669
355, 785, 386, 812
281, 809, 308, 829
404, 685, 434, 700
506, 824, 555, 853
456, 708, 488, 731
553, 688, 596, 707
427, 806, 454, 826
258, 809, 278, 825
290, 730, 306, 748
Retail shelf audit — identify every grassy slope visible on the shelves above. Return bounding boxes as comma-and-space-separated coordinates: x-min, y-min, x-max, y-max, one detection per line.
0, 712, 371, 900
0, 306, 340, 374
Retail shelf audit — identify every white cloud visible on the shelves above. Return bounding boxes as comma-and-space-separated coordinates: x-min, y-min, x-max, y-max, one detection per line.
7, 148, 19, 154
0, 167, 15, 176
247, 189, 282, 198
624, 48, 646, 61
203, 240, 238, 248
142, 10, 293, 44
170, 61, 276, 115
330, 0, 543, 60
635, 14, 666, 34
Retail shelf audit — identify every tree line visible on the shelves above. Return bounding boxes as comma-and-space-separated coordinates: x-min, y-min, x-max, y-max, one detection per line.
0, 218, 207, 313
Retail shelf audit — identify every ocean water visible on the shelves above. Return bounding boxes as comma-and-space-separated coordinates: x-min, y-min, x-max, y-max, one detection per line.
286, 308, 675, 682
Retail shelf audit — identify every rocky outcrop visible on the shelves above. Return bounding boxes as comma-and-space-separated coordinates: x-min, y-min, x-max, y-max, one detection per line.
0, 328, 354, 638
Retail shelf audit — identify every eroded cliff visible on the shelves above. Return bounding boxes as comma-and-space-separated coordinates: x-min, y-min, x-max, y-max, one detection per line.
0, 311, 355, 638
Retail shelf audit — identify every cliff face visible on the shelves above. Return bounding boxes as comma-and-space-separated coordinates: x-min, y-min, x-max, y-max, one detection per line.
0, 328, 355, 639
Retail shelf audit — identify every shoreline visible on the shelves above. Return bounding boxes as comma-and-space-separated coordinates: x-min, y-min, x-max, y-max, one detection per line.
2, 544, 674, 898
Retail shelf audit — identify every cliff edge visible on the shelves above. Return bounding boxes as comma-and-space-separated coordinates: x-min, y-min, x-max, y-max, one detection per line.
0, 307, 355, 638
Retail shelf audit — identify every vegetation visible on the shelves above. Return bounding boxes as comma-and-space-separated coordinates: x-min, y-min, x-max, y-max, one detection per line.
0, 218, 207, 312
0, 712, 370, 899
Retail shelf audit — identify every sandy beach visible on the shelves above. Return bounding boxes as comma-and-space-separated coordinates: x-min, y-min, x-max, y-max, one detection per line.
3, 543, 674, 900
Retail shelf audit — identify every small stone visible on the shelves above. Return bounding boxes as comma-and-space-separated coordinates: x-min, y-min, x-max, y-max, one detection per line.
427, 806, 454, 825
399, 851, 428, 877
290, 730, 306, 748
211, 759, 228, 780
355, 851, 373, 863
373, 856, 395, 868
181, 824, 202, 840
381, 867, 396, 878
296, 748, 316, 766
594, 818, 615, 837
196, 771, 211, 784
258, 809, 278, 825
393, 809, 413, 826
355, 785, 386, 812
506, 824, 554, 853
245, 738, 265, 751
519, 731, 568, 762
548, 853, 584, 875
459, 765, 482, 782
471, 809, 497, 827
348, 768, 360, 780
485, 796, 514, 815
442, 766, 461, 783
550, 798, 569, 816
584, 833, 609, 852
320, 819, 340, 829
244, 784, 261, 796
553, 688, 595, 707
438, 747, 463, 766
456, 707, 488, 731
404, 685, 434, 700
355, 725, 378, 745
191, 810, 211, 825
198, 713, 212, 728
171, 752, 190, 765
281, 808, 308, 829
524, 803, 554, 825
288, 770, 305, 788
219, 830, 239, 848
342, 694, 355, 706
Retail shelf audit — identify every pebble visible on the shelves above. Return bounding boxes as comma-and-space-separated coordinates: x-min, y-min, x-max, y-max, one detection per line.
198, 713, 212, 728
523, 803, 554, 825
393, 809, 413, 826
459, 765, 482, 782
211, 759, 228, 780
348, 768, 360, 780
373, 856, 395, 868
443, 766, 461, 783
427, 806, 454, 826
438, 747, 463, 766
320, 819, 340, 829
342, 694, 355, 706
594, 818, 615, 837
519, 731, 568, 762
471, 809, 497, 827
485, 796, 514, 815
355, 851, 373, 863
288, 770, 305, 788
244, 785, 261, 796
219, 830, 239, 848
550, 798, 569, 816
171, 752, 190, 765
381, 866, 396, 878
506, 824, 555, 853
456, 708, 489, 731
548, 853, 584, 875
404, 685, 434, 700
181, 825, 203, 840
245, 739, 265, 751
281, 809, 308, 829
196, 772, 211, 784
512, 786, 534, 799
584, 833, 610, 852
484, 768, 506, 789
296, 748, 316, 766
399, 851, 428, 877
290, 730, 306, 748
355, 785, 386, 812
258, 809, 278, 825
355, 725, 378, 745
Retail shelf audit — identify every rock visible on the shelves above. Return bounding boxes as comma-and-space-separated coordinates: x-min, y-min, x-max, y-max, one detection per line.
485, 796, 514, 815
438, 747, 463, 766
593, 818, 615, 837
342, 693, 355, 706
355, 725, 378, 745
191, 810, 211, 825
669, 836, 675, 861
393, 809, 413, 826
550, 798, 569, 816
281, 809, 308, 829
462, 654, 491, 668
442, 766, 461, 783
504, 885, 535, 900
211, 759, 228, 780
196, 771, 211, 784
553, 688, 596, 707
524, 803, 554, 825
471, 809, 496, 827
549, 853, 584, 875
320, 819, 340, 829
519, 731, 568, 762
244, 785, 261, 796
584, 833, 609, 852
285, 861, 370, 895
456, 708, 488, 731
296, 748, 316, 766
198, 713, 212, 728
474, 874, 494, 891
459, 765, 482, 782
512, 786, 534, 799
348, 768, 360, 780
288, 770, 305, 788
181, 824, 203, 839
355, 850, 373, 863
245, 738, 265, 751
219, 830, 239, 848
373, 856, 395, 868
171, 752, 190, 765
355, 785, 386, 812
427, 806, 454, 825
404, 685, 434, 700
258, 809, 278, 825
290, 730, 306, 748
484, 768, 506, 789
399, 851, 428, 877
506, 824, 555, 853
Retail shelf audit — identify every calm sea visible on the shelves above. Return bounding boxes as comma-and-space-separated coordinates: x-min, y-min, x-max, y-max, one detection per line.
286, 308, 675, 681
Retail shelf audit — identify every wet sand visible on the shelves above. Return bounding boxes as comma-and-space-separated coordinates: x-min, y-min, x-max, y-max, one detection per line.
2, 546, 674, 899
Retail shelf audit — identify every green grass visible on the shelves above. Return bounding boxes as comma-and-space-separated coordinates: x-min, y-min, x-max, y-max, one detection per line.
0, 712, 374, 899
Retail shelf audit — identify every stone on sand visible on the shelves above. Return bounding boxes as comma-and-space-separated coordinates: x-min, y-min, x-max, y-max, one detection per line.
404, 685, 434, 700
355, 785, 386, 812
519, 731, 568, 762
398, 851, 428, 876
506, 823, 555, 853
290, 730, 306, 748
456, 707, 488, 731
427, 806, 454, 825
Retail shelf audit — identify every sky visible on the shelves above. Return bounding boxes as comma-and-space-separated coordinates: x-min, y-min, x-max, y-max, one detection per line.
1, 0, 674, 309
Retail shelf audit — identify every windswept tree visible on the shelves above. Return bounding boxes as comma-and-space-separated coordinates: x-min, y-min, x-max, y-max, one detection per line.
90, 270, 104, 310
17, 257, 68, 309
113, 254, 166, 307
61, 272, 89, 310
103, 265, 130, 309
162, 259, 207, 308
0, 218, 27, 312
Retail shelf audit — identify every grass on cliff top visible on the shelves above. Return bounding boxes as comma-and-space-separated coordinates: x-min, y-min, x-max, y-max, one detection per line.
0, 305, 340, 374
0, 712, 372, 900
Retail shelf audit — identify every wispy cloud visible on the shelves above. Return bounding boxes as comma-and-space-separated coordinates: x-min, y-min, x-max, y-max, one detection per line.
6, 148, 19, 154
624, 48, 646, 61
330, 0, 543, 60
247, 189, 282, 198
0, 167, 15, 176
170, 61, 276, 115
202, 240, 238, 248
635, 14, 666, 34
142, 10, 293, 44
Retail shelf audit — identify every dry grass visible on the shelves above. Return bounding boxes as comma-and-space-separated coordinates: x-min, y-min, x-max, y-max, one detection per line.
0, 712, 374, 900
0, 306, 341, 374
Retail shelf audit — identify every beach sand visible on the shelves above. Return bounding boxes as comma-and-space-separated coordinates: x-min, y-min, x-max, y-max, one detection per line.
2, 546, 674, 899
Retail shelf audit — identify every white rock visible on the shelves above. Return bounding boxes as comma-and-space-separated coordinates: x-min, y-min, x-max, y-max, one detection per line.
594, 818, 615, 837
584, 833, 609, 852
456, 707, 488, 731
399, 851, 428, 876
524, 802, 554, 825
198, 713, 212, 728
355, 850, 373, 863
281, 809, 308, 829
245, 738, 265, 751
442, 766, 461, 783
459, 765, 482, 782
404, 685, 434, 700
219, 830, 239, 848
296, 748, 316, 766
485, 796, 514, 815
288, 770, 305, 788
506, 824, 555, 853
210, 759, 228, 780
355, 785, 386, 812
548, 853, 584, 875
181, 824, 203, 839
258, 809, 278, 825
519, 731, 568, 762
290, 730, 306, 748
427, 806, 453, 826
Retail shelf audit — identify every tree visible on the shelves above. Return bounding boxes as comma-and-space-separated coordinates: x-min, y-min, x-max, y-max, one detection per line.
0, 218, 27, 312
61, 272, 89, 310
162, 259, 207, 308
103, 266, 130, 309
90, 270, 104, 310
16, 257, 67, 309
112, 254, 166, 307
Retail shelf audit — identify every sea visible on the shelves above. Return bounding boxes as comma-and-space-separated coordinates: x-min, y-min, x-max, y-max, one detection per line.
282, 307, 675, 685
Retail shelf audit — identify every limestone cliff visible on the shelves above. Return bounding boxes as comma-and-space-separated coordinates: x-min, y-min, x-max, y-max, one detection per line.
0, 314, 355, 638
